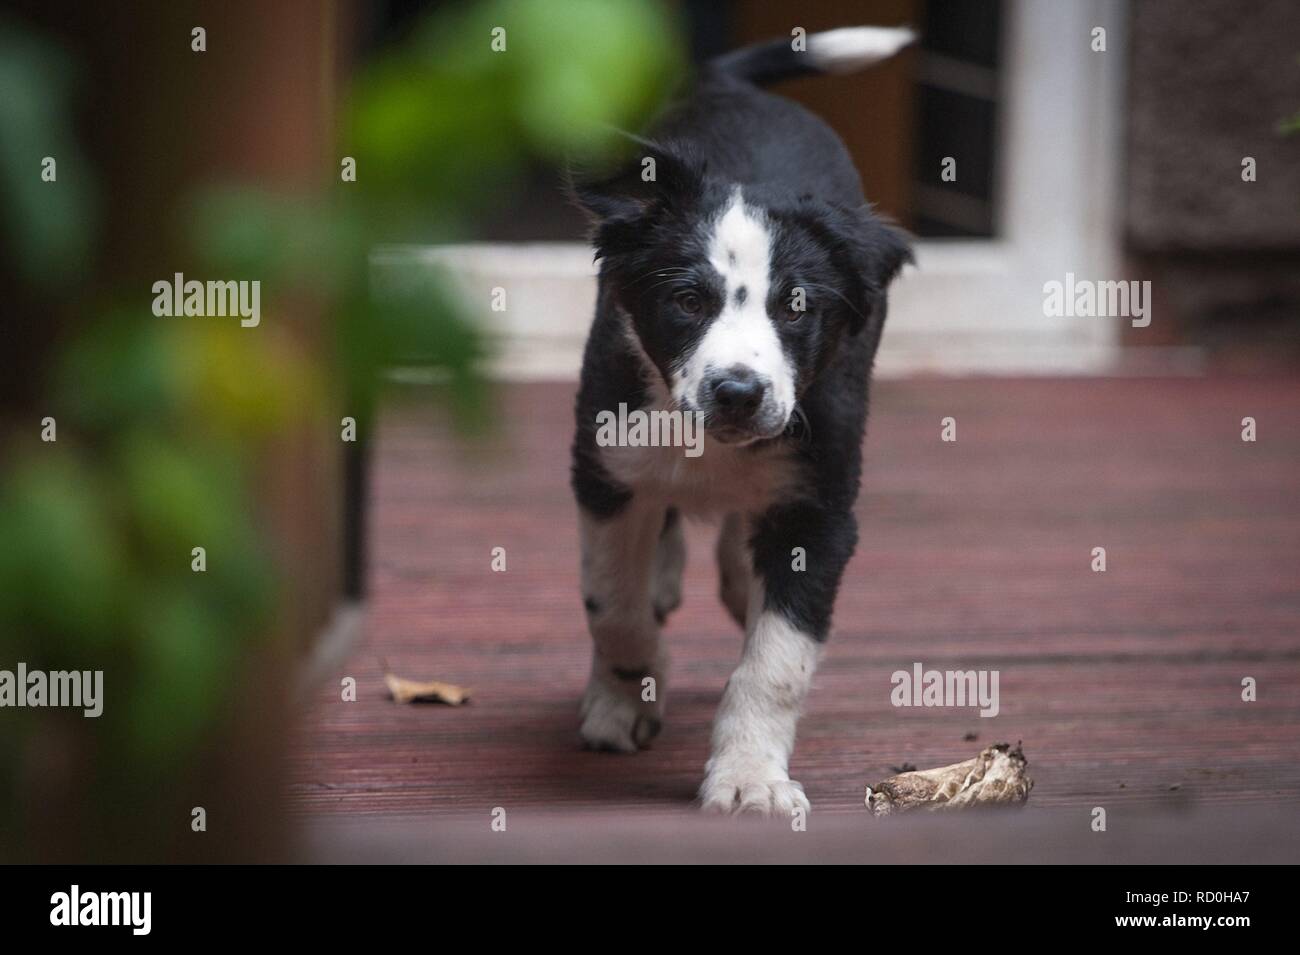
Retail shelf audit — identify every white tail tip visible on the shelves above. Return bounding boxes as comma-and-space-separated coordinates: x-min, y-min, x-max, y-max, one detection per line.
808, 26, 917, 74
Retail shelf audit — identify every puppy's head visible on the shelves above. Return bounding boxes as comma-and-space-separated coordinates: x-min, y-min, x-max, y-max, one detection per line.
572, 140, 911, 444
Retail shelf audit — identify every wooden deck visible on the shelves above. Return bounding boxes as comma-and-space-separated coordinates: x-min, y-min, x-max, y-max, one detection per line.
288, 376, 1300, 861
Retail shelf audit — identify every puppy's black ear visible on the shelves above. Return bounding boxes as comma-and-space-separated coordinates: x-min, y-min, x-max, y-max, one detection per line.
851, 214, 914, 337
566, 136, 703, 228
810, 203, 913, 337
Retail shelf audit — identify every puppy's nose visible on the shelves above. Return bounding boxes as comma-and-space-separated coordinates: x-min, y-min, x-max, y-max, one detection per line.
710, 367, 766, 417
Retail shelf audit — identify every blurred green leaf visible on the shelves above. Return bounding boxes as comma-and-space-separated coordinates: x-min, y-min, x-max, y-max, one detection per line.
0, 0, 679, 858
0, 454, 120, 649
0, 15, 97, 291
127, 586, 234, 758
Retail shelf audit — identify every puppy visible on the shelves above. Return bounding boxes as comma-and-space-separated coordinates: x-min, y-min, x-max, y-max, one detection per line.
569, 26, 915, 815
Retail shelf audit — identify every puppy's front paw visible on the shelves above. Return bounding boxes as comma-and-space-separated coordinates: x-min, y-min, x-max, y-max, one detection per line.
699, 763, 810, 816
579, 671, 663, 753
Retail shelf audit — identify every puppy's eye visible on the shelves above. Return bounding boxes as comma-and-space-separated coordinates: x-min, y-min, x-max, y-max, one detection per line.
784, 301, 813, 323
674, 290, 703, 315
784, 287, 810, 323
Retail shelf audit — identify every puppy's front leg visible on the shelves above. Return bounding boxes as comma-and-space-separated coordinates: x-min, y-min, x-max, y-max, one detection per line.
700, 505, 856, 815
578, 501, 668, 752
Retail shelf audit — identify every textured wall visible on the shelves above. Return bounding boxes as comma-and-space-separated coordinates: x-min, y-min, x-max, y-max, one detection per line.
1126, 0, 1300, 251
1124, 0, 1300, 360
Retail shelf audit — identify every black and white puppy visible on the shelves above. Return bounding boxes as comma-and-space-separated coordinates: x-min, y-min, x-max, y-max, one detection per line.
569, 26, 915, 815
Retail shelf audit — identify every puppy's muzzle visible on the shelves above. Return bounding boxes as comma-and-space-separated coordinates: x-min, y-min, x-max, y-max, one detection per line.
700, 365, 782, 441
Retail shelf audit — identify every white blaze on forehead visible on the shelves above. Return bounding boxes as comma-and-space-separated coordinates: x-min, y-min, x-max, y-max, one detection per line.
673, 188, 795, 422
707, 189, 771, 296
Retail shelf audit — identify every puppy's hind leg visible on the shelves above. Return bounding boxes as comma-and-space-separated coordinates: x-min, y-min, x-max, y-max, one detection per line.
652, 507, 686, 625
578, 501, 669, 752
715, 512, 752, 630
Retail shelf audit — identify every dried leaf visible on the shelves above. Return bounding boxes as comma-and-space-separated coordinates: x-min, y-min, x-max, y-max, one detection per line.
383, 671, 472, 706
865, 742, 1032, 817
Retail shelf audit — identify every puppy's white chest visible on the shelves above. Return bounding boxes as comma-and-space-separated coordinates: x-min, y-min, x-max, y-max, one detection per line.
598, 439, 800, 517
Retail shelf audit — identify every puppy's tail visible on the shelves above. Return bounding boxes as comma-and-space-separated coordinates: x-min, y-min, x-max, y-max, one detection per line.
709, 26, 916, 87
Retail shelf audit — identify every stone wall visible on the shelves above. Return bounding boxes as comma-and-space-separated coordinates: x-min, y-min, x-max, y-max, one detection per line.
1124, 0, 1300, 363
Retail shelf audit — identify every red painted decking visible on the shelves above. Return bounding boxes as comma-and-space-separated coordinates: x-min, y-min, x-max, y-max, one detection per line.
288, 376, 1300, 859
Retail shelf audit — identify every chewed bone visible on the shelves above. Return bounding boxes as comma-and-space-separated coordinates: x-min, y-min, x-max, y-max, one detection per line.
865, 742, 1033, 817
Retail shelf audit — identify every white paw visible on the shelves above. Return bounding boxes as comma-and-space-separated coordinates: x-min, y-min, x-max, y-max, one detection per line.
699, 764, 810, 816
579, 671, 663, 753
